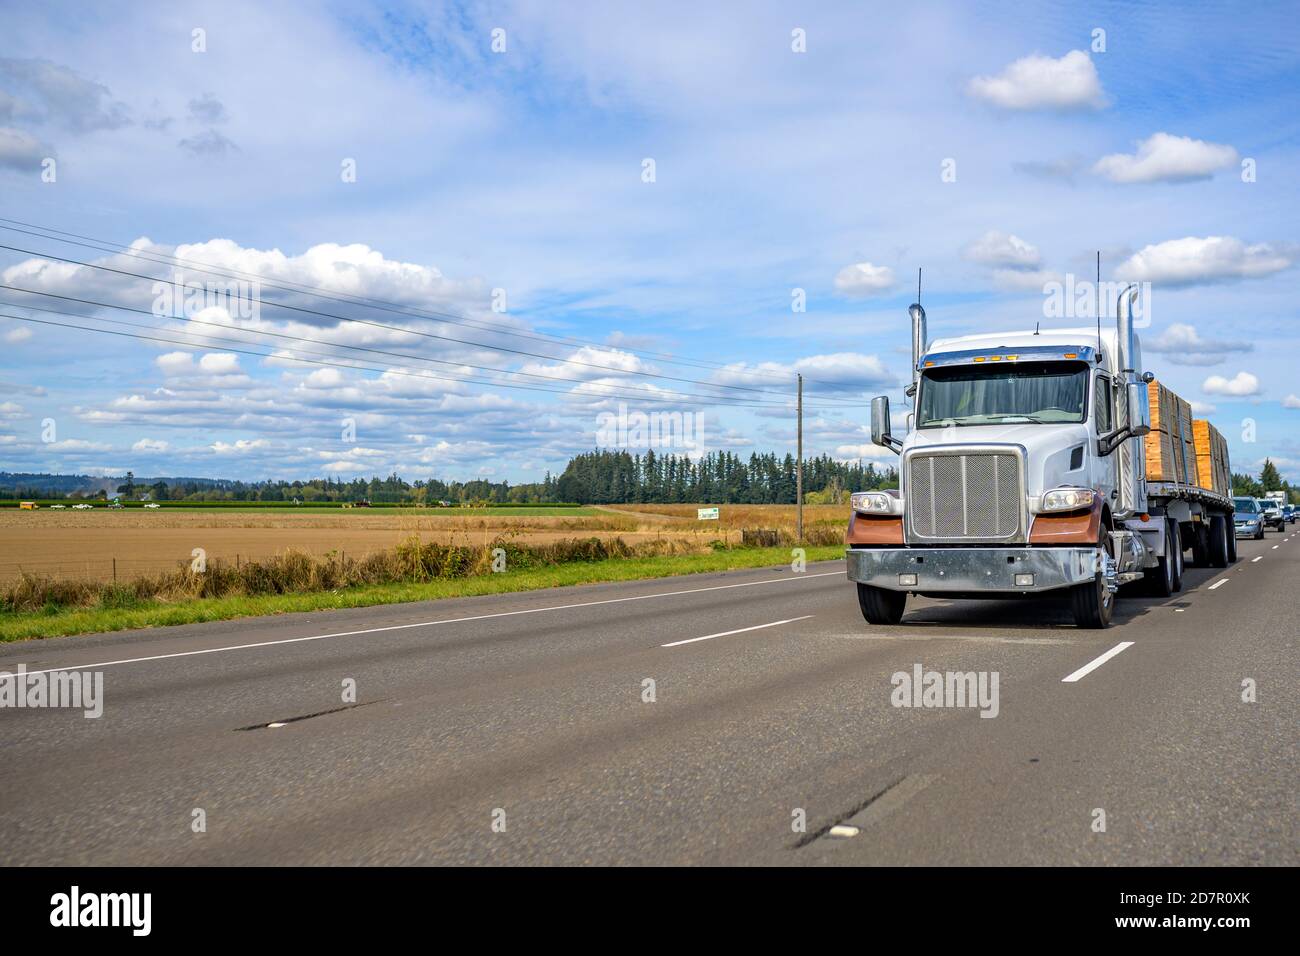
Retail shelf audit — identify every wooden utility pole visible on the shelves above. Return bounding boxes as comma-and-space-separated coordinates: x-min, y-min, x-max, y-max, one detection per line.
796, 373, 803, 544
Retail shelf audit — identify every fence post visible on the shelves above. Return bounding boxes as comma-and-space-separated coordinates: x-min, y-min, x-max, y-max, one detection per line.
112, 558, 117, 584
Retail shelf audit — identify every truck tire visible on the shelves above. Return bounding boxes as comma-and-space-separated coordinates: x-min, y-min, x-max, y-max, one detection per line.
1190, 523, 1209, 567
1208, 514, 1229, 568
1070, 528, 1115, 629
1144, 517, 1181, 597
856, 583, 906, 625
1226, 521, 1238, 563
1170, 519, 1184, 592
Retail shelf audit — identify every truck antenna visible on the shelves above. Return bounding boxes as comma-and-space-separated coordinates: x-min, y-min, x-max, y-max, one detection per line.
1096, 251, 1103, 361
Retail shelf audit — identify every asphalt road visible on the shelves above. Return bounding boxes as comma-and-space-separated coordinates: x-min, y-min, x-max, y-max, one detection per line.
1, 529, 1295, 866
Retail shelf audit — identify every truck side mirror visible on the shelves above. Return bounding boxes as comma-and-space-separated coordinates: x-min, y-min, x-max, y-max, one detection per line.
871, 396, 902, 452
1127, 381, 1151, 437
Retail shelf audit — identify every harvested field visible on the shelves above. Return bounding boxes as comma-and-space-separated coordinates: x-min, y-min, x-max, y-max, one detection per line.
0, 504, 845, 582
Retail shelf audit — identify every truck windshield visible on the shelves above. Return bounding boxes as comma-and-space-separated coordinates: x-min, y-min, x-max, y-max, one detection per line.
918, 361, 1088, 427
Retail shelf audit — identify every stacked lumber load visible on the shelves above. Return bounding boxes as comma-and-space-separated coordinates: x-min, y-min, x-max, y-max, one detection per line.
1193, 419, 1232, 497
1144, 379, 1199, 485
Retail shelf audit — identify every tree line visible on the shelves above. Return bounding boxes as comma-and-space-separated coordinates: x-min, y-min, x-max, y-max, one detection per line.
2, 451, 898, 505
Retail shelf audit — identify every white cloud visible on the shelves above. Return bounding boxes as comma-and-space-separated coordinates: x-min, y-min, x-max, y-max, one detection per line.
198, 353, 241, 374
1202, 371, 1261, 397
1142, 322, 1251, 366
834, 262, 895, 297
1283, 395, 1300, 409
1189, 400, 1217, 414
967, 50, 1104, 111
1117, 237, 1293, 286
210, 438, 271, 455
1093, 132, 1238, 184
4, 326, 33, 343
964, 231, 1041, 269
156, 351, 196, 374
132, 438, 170, 452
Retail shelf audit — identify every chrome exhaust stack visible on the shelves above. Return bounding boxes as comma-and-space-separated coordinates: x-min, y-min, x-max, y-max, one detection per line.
1114, 285, 1150, 517
908, 303, 927, 398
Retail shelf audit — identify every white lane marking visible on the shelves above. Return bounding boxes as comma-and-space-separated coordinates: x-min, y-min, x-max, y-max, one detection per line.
12, 570, 845, 676
1272, 545, 1279, 550
661, 615, 813, 648
1062, 641, 1135, 683
1251, 556, 1263, 563
1209, 578, 1230, 590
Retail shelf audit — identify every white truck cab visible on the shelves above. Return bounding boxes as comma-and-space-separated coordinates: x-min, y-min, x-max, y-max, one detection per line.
847, 293, 1235, 628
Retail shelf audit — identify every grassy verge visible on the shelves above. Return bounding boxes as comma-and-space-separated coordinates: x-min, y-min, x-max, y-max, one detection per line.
0, 545, 845, 643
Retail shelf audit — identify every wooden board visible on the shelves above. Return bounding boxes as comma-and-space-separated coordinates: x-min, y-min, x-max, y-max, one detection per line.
1144, 379, 1199, 486
1193, 418, 1232, 497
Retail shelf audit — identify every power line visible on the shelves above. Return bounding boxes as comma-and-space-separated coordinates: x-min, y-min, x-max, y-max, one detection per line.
0, 312, 862, 411
0, 239, 874, 403
0, 217, 809, 385
0, 285, 849, 408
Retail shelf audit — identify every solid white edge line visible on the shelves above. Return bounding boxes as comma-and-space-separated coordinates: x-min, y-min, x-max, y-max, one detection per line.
1061, 641, 1135, 683
10, 570, 845, 676
1209, 578, 1230, 589
661, 615, 814, 647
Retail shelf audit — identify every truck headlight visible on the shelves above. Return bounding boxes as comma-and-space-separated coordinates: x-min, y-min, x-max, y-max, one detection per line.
1040, 487, 1096, 513
850, 491, 900, 515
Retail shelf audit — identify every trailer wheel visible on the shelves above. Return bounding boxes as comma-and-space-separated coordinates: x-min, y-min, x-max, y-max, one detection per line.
1226, 520, 1238, 563
1144, 517, 1181, 597
1208, 514, 1230, 568
1070, 528, 1115, 629
1190, 522, 1209, 567
856, 583, 906, 625
1170, 520, 1184, 592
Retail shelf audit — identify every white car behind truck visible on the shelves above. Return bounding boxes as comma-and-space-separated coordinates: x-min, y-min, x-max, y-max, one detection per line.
1259, 493, 1285, 531
847, 288, 1236, 629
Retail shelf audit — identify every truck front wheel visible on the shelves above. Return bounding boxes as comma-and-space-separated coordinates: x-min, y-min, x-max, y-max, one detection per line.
1071, 528, 1115, 629
856, 583, 906, 625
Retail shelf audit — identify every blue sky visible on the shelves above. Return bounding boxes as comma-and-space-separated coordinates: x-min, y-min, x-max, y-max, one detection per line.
1, 0, 1298, 484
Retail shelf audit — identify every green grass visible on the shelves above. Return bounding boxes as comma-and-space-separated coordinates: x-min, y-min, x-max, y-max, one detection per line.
0, 545, 845, 643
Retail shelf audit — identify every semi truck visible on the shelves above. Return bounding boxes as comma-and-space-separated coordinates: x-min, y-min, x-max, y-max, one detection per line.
846, 287, 1236, 629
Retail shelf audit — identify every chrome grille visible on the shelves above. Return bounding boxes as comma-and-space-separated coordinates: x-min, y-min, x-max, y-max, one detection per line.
906, 451, 1023, 543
